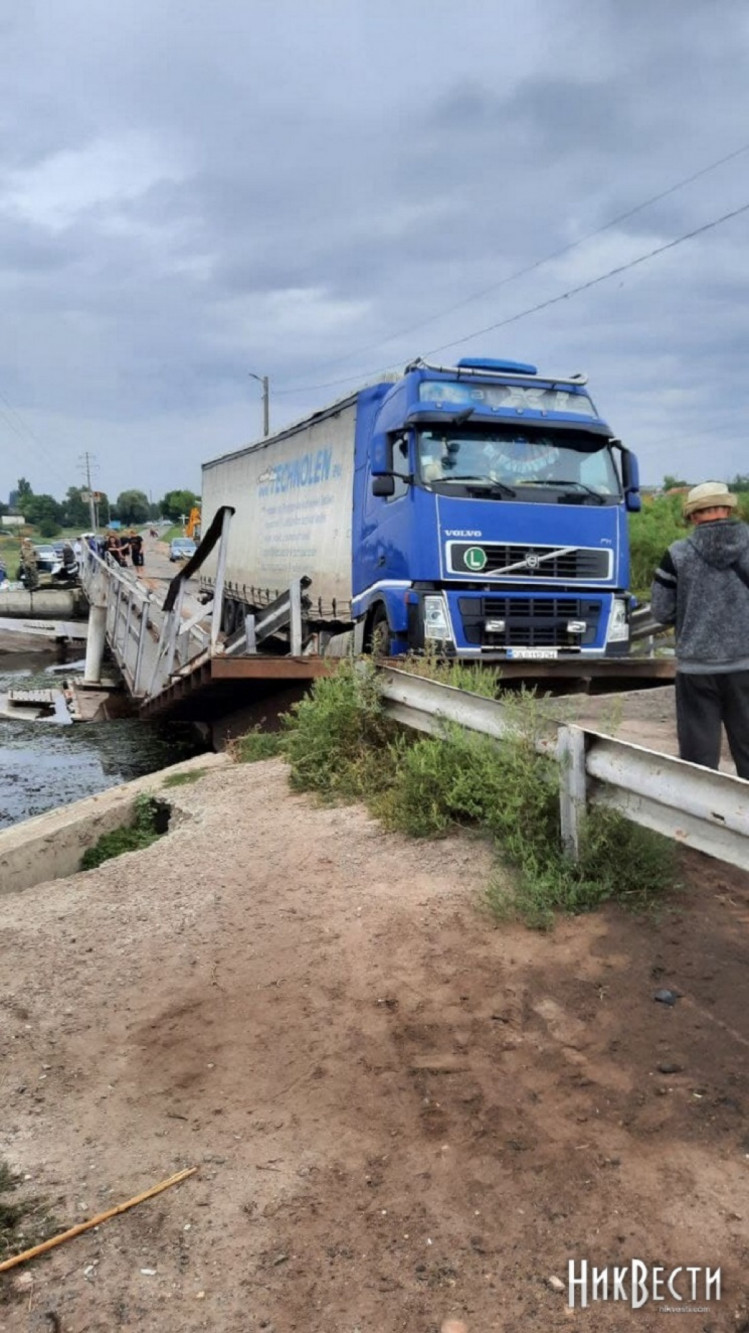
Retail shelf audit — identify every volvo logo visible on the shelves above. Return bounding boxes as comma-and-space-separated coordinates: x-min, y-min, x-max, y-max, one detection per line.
524, 553, 540, 569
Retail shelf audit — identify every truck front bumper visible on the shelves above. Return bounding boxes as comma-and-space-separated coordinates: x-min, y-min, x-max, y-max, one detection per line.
407, 589, 631, 658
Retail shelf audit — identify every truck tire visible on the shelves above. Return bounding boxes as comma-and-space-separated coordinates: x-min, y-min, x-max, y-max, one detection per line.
370, 605, 392, 657
221, 597, 243, 636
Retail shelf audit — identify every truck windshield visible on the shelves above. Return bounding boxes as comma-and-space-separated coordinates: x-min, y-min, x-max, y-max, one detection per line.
416, 425, 620, 501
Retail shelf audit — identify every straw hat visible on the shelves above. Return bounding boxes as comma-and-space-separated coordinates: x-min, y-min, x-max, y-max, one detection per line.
683, 481, 738, 518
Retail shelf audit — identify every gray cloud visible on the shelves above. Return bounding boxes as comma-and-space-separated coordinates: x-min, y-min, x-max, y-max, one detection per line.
0, 0, 748, 502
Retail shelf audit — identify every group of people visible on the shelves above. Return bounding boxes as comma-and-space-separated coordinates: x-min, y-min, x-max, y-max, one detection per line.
95, 531, 144, 568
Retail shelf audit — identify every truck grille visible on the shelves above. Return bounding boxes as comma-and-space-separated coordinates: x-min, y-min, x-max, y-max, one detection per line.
458, 596, 602, 648
448, 542, 611, 580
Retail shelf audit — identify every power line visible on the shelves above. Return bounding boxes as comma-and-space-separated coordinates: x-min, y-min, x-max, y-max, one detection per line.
421, 197, 749, 357
275, 137, 749, 392
274, 196, 749, 398
0, 385, 70, 490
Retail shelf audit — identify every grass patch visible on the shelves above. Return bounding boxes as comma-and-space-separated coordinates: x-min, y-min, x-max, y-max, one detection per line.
230, 728, 286, 763
283, 660, 677, 927
392, 649, 502, 699
0, 1159, 58, 1275
80, 794, 170, 871
162, 767, 208, 788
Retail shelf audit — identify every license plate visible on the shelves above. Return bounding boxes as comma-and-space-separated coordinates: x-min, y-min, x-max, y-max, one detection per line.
506, 648, 559, 660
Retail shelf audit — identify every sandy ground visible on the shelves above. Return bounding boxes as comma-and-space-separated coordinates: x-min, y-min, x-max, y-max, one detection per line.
1, 759, 748, 1333
546, 682, 743, 775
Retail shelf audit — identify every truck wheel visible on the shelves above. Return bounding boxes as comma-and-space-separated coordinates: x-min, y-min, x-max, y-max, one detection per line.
370, 606, 392, 657
221, 597, 242, 636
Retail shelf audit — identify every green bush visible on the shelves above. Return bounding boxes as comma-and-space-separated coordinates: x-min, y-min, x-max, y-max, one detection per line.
628, 494, 686, 596
282, 660, 677, 927
284, 660, 405, 800
629, 490, 749, 597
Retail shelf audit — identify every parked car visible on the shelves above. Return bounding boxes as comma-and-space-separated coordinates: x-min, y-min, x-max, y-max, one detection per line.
33, 544, 59, 573
169, 537, 197, 562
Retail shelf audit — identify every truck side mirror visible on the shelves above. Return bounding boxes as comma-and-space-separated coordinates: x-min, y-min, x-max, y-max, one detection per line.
372, 475, 396, 498
615, 441, 642, 512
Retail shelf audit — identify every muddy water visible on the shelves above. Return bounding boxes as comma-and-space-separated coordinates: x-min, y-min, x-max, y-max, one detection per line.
0, 654, 210, 831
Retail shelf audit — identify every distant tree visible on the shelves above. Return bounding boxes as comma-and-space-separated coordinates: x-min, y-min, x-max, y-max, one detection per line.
728, 475, 749, 493
62, 486, 91, 529
23, 492, 64, 534
16, 477, 33, 502
97, 492, 111, 527
160, 489, 199, 522
662, 474, 688, 491
114, 489, 149, 525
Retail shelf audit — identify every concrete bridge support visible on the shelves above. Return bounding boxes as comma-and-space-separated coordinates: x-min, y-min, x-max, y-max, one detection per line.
83, 573, 109, 684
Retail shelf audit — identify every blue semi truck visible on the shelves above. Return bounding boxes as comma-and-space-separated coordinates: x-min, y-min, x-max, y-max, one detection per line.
201, 356, 641, 660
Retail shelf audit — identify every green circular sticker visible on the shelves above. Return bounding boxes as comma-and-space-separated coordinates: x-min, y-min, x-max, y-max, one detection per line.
464, 546, 487, 572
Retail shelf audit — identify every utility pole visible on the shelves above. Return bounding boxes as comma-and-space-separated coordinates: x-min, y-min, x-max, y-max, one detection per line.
249, 372, 270, 437
80, 452, 98, 531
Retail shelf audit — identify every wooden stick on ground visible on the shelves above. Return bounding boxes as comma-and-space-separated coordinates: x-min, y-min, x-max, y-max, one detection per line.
0, 1166, 198, 1274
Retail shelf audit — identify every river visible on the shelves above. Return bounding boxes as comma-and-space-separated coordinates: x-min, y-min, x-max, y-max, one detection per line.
0, 653, 211, 831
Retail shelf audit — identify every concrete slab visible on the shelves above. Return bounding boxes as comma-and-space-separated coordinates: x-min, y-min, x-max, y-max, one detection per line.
0, 751, 229, 895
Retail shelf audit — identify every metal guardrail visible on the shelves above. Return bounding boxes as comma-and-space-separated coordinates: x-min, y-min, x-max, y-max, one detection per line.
377, 667, 749, 872
630, 603, 668, 644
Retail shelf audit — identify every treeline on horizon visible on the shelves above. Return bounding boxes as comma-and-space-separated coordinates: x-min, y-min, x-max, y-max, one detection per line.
0, 478, 199, 537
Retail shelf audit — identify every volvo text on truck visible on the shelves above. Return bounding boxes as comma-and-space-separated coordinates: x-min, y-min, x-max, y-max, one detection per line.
200, 356, 641, 660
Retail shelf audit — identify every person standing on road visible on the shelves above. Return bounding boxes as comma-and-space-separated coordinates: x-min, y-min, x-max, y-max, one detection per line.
651, 480, 749, 778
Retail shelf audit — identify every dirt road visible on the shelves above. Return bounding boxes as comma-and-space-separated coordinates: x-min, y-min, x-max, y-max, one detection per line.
1, 759, 748, 1331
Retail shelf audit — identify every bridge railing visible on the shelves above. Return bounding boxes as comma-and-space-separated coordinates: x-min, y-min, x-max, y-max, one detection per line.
80, 510, 238, 699
80, 547, 160, 696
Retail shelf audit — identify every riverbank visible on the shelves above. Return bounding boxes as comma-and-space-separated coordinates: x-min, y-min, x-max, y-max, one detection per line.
0, 757, 747, 1331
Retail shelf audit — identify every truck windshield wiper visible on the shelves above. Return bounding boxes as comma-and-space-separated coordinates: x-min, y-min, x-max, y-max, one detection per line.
549, 479, 606, 505
443, 475, 517, 498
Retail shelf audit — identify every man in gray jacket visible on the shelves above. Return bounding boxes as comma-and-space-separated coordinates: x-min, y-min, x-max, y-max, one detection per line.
652, 480, 749, 778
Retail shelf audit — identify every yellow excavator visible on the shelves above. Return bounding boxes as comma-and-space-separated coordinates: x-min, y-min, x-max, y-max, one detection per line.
186, 507, 201, 541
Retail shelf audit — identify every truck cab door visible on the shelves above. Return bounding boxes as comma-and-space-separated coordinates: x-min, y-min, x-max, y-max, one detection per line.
357, 434, 412, 601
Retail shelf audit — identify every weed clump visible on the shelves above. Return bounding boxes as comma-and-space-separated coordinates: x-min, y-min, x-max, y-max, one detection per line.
395, 649, 502, 699
80, 794, 169, 871
283, 660, 677, 926
162, 767, 208, 788
0, 1159, 58, 1273
230, 728, 286, 763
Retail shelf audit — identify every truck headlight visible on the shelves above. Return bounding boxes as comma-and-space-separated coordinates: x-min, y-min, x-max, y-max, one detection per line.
423, 594, 451, 641
607, 597, 629, 643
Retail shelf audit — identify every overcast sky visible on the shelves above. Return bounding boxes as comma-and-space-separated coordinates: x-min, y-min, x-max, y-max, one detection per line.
2, 0, 749, 505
